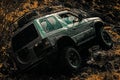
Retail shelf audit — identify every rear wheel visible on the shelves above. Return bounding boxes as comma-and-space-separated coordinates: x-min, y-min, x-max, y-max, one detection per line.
59, 47, 81, 73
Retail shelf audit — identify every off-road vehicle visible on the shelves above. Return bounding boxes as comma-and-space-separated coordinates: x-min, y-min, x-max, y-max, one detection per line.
11, 10, 113, 73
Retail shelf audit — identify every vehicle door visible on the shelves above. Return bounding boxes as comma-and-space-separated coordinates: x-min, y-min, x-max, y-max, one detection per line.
58, 12, 95, 45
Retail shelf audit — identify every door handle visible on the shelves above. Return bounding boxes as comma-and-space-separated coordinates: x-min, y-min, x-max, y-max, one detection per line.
72, 28, 77, 30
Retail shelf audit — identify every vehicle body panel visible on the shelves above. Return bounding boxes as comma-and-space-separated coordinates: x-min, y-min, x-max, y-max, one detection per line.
11, 10, 103, 72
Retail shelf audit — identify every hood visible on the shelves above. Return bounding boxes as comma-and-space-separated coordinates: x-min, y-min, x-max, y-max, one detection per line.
82, 17, 102, 23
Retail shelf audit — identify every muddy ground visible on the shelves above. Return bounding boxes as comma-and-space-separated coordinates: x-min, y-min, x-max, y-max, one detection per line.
0, 0, 120, 80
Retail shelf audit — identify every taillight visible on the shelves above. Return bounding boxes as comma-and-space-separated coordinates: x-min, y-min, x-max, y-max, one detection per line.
42, 38, 51, 47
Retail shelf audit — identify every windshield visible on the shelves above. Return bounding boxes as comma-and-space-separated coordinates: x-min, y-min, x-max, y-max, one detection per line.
59, 13, 79, 25
12, 24, 38, 52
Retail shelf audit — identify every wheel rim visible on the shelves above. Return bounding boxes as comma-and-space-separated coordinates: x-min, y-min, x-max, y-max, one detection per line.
102, 31, 112, 45
67, 51, 80, 68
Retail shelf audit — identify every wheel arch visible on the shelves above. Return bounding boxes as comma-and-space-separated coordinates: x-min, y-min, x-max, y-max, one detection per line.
94, 21, 104, 31
56, 36, 76, 50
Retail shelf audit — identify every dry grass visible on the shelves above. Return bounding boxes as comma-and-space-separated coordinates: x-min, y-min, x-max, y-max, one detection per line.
86, 72, 120, 80
114, 4, 120, 10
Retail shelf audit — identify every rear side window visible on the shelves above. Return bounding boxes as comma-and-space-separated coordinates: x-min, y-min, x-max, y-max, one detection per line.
40, 20, 53, 32
47, 17, 62, 30
40, 16, 62, 32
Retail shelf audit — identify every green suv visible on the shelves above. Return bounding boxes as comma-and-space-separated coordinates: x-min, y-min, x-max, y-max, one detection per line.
11, 10, 113, 73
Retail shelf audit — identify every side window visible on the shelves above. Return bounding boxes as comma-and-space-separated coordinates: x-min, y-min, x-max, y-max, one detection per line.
40, 19, 54, 32
40, 16, 62, 32
59, 13, 79, 24
47, 17, 62, 30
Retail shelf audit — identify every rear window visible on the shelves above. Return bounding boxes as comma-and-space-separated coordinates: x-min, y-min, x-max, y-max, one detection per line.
12, 24, 38, 52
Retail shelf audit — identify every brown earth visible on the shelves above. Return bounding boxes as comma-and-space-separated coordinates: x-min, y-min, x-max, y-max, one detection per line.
0, 0, 120, 80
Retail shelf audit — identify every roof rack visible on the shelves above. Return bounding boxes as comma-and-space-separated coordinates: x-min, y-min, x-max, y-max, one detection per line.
11, 6, 70, 32
11, 10, 44, 32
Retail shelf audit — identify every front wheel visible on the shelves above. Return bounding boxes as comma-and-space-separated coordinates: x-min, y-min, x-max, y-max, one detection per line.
97, 28, 113, 50
59, 47, 81, 73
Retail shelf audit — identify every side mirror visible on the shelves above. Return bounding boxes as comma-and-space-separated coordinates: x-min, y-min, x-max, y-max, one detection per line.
78, 14, 83, 21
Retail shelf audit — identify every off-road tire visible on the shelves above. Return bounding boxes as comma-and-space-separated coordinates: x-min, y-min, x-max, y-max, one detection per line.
59, 47, 81, 73
97, 28, 113, 50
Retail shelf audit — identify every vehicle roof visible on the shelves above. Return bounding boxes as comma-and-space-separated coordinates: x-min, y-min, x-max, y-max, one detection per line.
12, 10, 70, 33
34, 10, 69, 20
